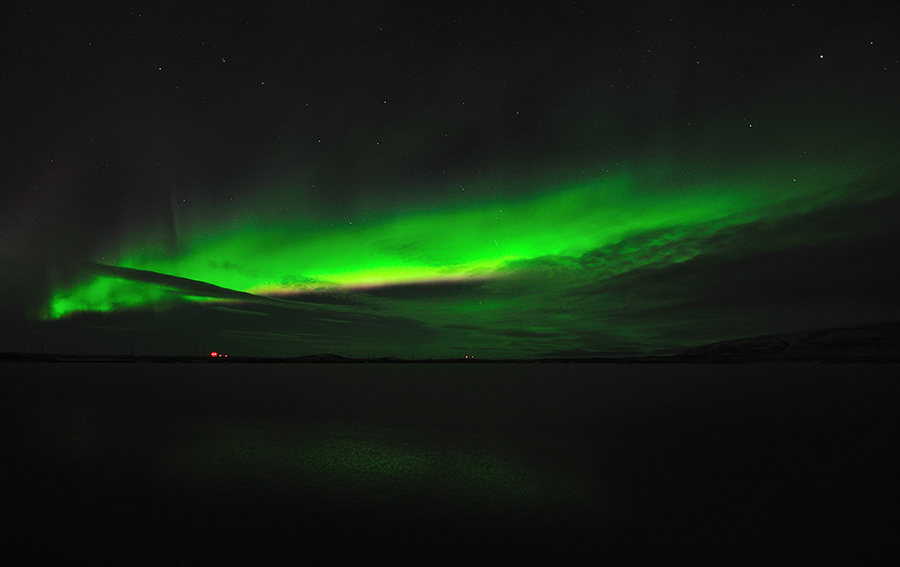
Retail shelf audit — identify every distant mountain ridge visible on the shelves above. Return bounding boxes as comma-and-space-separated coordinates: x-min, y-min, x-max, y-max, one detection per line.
676, 321, 900, 362
3, 322, 900, 363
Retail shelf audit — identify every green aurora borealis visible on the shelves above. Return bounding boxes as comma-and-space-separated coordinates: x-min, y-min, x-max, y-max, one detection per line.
42, 153, 899, 358
49, 162, 871, 316
3, 2, 899, 358
49, 172, 741, 314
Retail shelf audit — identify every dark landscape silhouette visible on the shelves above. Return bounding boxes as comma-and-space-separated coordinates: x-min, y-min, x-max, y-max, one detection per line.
5, 321, 900, 363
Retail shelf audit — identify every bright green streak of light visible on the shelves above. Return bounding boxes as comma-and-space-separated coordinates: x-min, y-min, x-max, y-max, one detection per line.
143, 176, 735, 292
46, 168, 865, 318
47, 276, 215, 318
49, 277, 168, 318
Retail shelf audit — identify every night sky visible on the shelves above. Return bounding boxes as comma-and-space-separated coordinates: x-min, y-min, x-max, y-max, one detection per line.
2, 1, 899, 358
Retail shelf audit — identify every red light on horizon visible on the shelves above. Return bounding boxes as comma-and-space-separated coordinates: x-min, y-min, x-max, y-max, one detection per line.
210, 351, 217, 357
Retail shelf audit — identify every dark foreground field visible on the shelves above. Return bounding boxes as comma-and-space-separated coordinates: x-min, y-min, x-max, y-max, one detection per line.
2, 363, 898, 565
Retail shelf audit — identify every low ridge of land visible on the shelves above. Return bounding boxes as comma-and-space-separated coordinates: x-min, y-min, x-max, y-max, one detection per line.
4, 321, 899, 363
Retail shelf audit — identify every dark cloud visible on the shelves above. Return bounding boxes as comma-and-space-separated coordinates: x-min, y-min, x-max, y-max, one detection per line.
273, 291, 370, 307
360, 280, 489, 301
89, 264, 275, 303
565, 195, 900, 349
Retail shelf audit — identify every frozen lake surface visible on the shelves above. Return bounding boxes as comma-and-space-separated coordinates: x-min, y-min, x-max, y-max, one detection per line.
2, 363, 898, 565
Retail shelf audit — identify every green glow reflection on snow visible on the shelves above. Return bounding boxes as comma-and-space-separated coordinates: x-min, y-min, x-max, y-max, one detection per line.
164, 427, 598, 518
